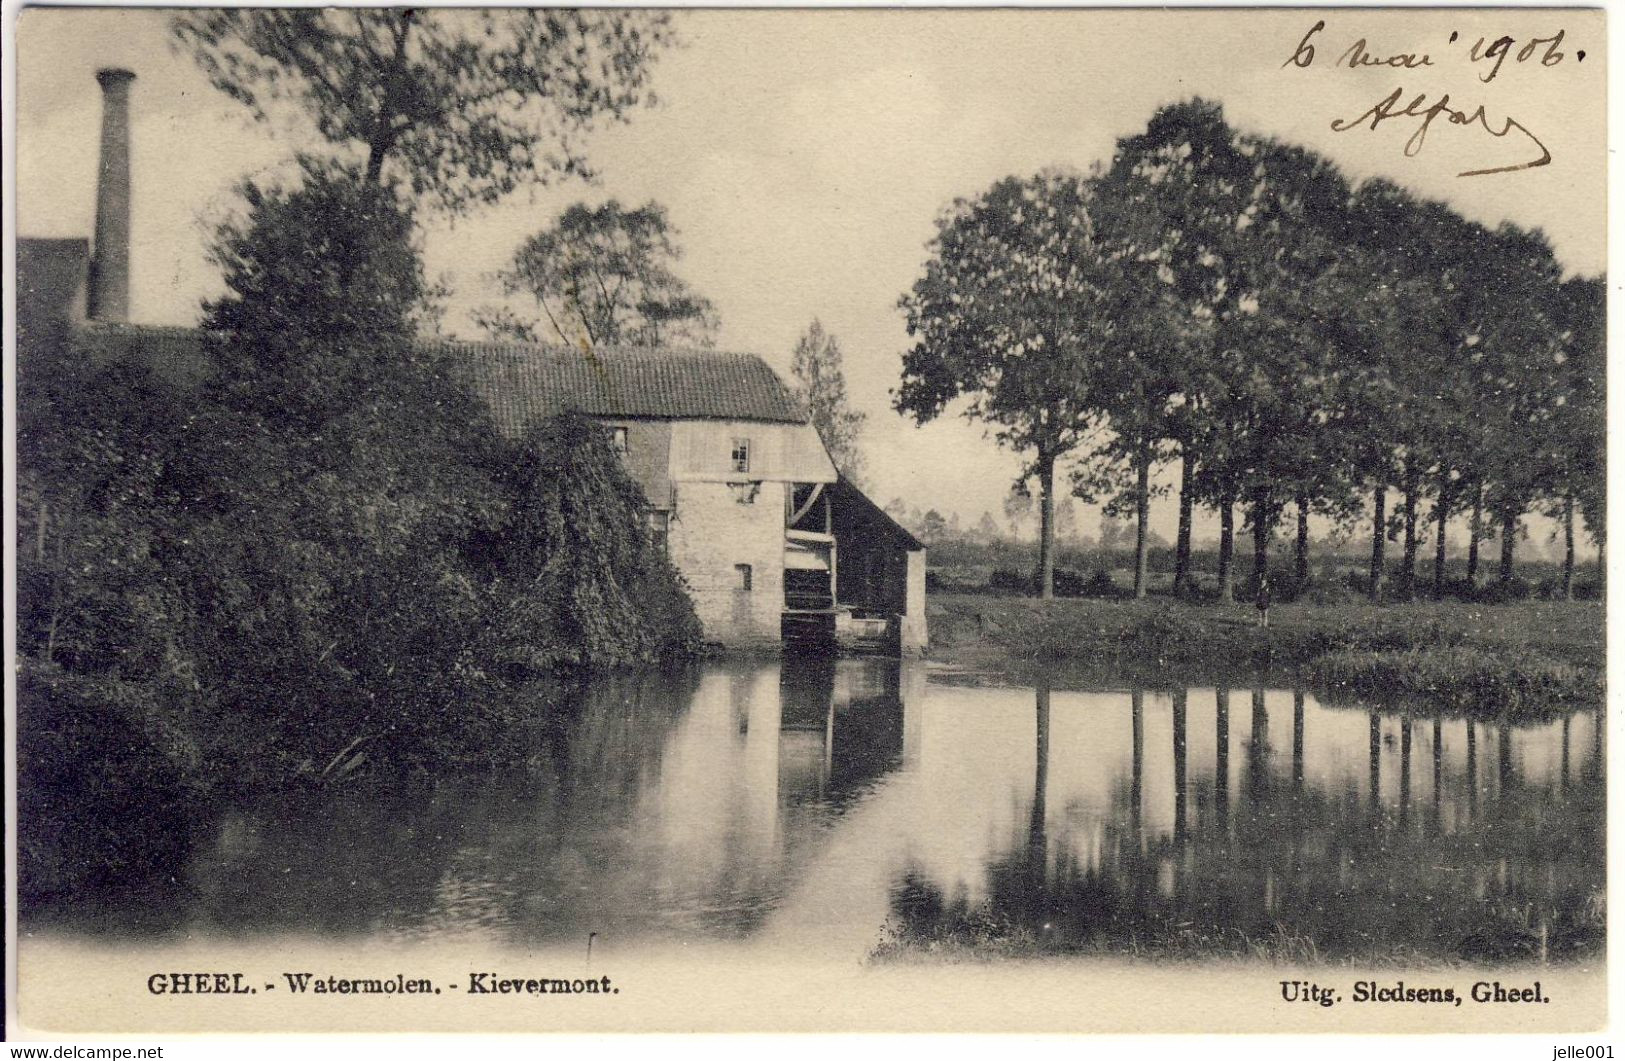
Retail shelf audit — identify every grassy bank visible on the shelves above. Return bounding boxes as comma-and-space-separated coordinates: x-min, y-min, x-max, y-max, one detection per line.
927, 594, 1604, 714
871, 892, 1605, 968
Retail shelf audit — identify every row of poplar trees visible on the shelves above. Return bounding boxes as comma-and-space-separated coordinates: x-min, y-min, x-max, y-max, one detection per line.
896, 99, 1605, 603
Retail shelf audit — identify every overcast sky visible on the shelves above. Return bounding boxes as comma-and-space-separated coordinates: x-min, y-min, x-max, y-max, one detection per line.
16, 7, 1605, 544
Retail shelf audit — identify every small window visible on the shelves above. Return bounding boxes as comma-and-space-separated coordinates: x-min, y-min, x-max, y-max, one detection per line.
735, 563, 753, 591
648, 511, 669, 554
610, 426, 629, 454
731, 438, 751, 473
729, 481, 760, 505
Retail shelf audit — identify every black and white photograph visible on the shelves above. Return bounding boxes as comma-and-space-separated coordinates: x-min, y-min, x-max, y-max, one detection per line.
6, 4, 1610, 1044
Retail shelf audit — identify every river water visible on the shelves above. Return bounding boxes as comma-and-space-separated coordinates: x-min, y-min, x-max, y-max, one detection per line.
32, 657, 1605, 965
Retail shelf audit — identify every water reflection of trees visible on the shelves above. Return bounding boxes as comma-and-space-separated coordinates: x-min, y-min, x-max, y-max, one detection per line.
890, 685, 1604, 963
167, 670, 704, 941
44, 666, 1603, 963
116, 661, 912, 945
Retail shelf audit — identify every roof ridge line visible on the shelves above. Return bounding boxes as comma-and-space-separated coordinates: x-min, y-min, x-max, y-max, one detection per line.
419, 336, 771, 363
75, 325, 777, 366
80, 322, 200, 335
68, 323, 811, 429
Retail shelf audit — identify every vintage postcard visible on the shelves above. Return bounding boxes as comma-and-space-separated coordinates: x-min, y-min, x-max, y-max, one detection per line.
6, 4, 1609, 1046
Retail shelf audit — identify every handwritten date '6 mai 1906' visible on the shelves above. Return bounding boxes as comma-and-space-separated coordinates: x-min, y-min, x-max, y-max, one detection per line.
1284, 20, 1585, 177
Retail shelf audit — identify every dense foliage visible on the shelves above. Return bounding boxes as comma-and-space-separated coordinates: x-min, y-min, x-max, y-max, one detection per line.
481, 413, 703, 671
17, 166, 703, 902
172, 9, 676, 213
900, 99, 1605, 604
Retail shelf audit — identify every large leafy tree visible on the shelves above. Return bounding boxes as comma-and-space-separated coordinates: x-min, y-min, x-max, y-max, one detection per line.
1422, 227, 1505, 594
1340, 180, 1443, 600
1200, 135, 1365, 602
18, 159, 511, 798
1116, 122, 1362, 605
896, 171, 1176, 598
790, 319, 868, 485
1104, 101, 1289, 602
1106, 101, 1246, 598
172, 9, 675, 213
186, 159, 508, 763
1466, 223, 1570, 585
475, 200, 719, 349
1551, 275, 1608, 594
1072, 172, 1206, 599
1412, 204, 1505, 598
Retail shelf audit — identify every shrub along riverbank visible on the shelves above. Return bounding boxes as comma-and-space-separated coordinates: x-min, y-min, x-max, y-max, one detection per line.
927, 594, 1603, 716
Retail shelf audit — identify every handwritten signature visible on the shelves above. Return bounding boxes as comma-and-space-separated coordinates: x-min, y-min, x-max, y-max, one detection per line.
1330, 87, 1551, 177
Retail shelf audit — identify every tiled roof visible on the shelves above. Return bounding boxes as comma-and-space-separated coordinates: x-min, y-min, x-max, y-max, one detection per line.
17, 238, 88, 336
58, 326, 810, 433
423, 339, 810, 434
70, 323, 212, 385
17, 238, 88, 302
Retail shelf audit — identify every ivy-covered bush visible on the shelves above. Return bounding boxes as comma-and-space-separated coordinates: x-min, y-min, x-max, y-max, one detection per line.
482, 413, 703, 670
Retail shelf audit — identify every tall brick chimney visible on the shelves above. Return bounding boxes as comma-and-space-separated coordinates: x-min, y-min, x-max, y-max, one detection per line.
88, 67, 135, 322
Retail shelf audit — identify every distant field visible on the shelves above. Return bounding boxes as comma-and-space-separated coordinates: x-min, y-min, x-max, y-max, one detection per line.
923, 541, 1602, 603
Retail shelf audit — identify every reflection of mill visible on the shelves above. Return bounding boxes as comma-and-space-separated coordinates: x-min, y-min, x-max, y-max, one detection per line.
775, 654, 912, 803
